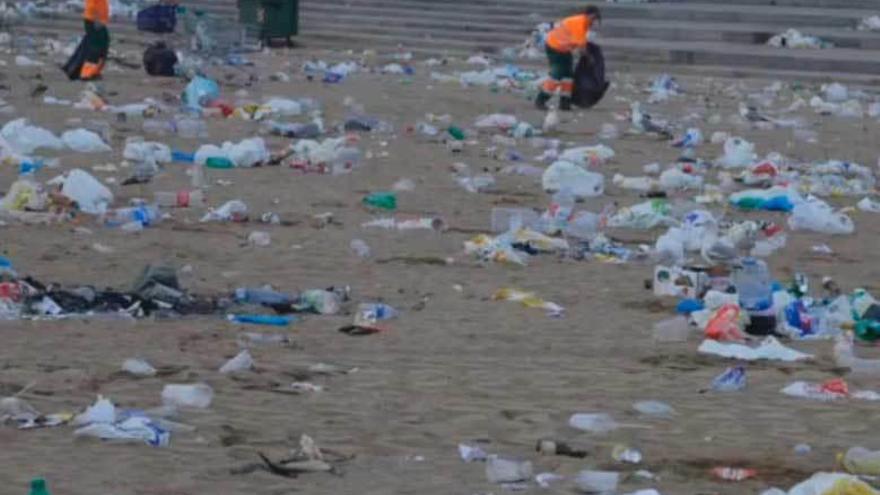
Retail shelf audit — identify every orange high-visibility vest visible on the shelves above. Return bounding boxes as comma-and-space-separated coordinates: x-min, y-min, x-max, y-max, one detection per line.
546, 14, 592, 53
84, 0, 110, 23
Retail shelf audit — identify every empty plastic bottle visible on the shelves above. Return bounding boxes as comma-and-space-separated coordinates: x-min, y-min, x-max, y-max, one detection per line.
154, 190, 205, 208
733, 258, 773, 311
205, 157, 234, 169
447, 126, 466, 141
350, 238, 371, 258
106, 205, 161, 227
362, 192, 397, 211
171, 150, 195, 163
234, 288, 294, 306
174, 116, 208, 139
267, 121, 322, 139
29, 478, 50, 495
712, 366, 746, 392
142, 119, 175, 136
227, 314, 295, 326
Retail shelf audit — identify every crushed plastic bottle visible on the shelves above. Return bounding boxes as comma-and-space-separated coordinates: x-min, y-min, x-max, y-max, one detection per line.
712, 366, 747, 392
161, 383, 214, 409
349, 239, 371, 258
485, 456, 533, 484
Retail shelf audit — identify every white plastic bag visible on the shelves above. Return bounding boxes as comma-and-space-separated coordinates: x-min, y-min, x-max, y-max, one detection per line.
161, 383, 214, 408
124, 141, 172, 166
717, 137, 756, 168
219, 350, 254, 373
50, 169, 114, 215
62, 129, 111, 153
788, 198, 854, 235
542, 160, 604, 199
1, 118, 64, 154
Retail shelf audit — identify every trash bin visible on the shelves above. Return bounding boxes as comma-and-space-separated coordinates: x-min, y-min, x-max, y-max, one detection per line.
237, 0, 298, 46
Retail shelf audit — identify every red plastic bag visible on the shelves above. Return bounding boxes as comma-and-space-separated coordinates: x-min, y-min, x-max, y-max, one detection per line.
705, 304, 745, 342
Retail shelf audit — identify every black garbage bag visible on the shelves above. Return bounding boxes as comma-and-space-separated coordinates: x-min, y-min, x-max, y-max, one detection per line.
143, 41, 178, 77
137, 4, 177, 34
571, 43, 609, 109
61, 37, 87, 81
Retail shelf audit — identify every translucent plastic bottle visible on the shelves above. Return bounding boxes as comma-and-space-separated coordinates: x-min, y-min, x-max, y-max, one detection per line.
142, 119, 175, 136
733, 257, 773, 311
154, 190, 205, 208
106, 205, 161, 227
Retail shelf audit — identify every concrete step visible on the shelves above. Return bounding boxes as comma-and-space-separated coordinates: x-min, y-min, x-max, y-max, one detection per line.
301, 0, 873, 29
300, 34, 880, 86
299, 27, 880, 74
667, 0, 878, 8
301, 12, 880, 50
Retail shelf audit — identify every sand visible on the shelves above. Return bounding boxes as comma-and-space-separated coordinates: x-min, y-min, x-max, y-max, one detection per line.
1, 44, 880, 495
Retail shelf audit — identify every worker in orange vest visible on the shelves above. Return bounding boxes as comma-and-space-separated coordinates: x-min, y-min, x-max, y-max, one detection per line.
80, 0, 110, 80
535, 5, 601, 111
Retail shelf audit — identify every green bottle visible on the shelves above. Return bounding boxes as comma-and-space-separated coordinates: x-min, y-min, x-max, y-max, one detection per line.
30, 478, 50, 495
205, 157, 235, 169
362, 192, 397, 211
447, 126, 466, 141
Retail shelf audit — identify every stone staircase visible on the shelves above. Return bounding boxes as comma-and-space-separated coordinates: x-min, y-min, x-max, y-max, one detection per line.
6, 0, 880, 82
296, 0, 880, 82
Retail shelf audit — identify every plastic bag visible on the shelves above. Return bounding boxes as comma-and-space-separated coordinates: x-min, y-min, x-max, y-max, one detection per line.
788, 199, 854, 235
50, 169, 113, 215
124, 140, 172, 167
183, 76, 220, 110
62, 128, 111, 153
194, 138, 268, 168
219, 350, 254, 374
698, 336, 813, 362
571, 44, 609, 109
717, 137, 756, 168
542, 160, 604, 199
1, 118, 64, 154
161, 383, 214, 408
559, 144, 615, 167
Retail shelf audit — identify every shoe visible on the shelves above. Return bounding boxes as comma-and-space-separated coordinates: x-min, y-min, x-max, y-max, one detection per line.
559, 96, 573, 111
534, 91, 551, 110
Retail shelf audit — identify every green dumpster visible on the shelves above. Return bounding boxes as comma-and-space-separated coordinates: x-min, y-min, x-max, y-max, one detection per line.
238, 0, 298, 46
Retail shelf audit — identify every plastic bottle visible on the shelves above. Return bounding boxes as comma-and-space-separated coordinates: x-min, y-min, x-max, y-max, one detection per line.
575, 471, 620, 494
653, 316, 690, 343
733, 258, 773, 311
19, 159, 43, 176
547, 188, 575, 232
491, 207, 540, 233
234, 288, 294, 306
296, 289, 341, 315
356, 303, 399, 321
350, 238, 371, 258
447, 126, 466, 141
485, 456, 533, 484
415, 122, 439, 137
172, 150, 195, 163
161, 383, 214, 409
29, 478, 50, 495
227, 314, 295, 326
106, 205, 161, 227
712, 366, 746, 392
205, 157, 235, 169
362, 192, 397, 211
174, 116, 208, 139
154, 190, 205, 208
267, 121, 322, 139
190, 162, 206, 189
841, 447, 880, 476
142, 119, 175, 136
